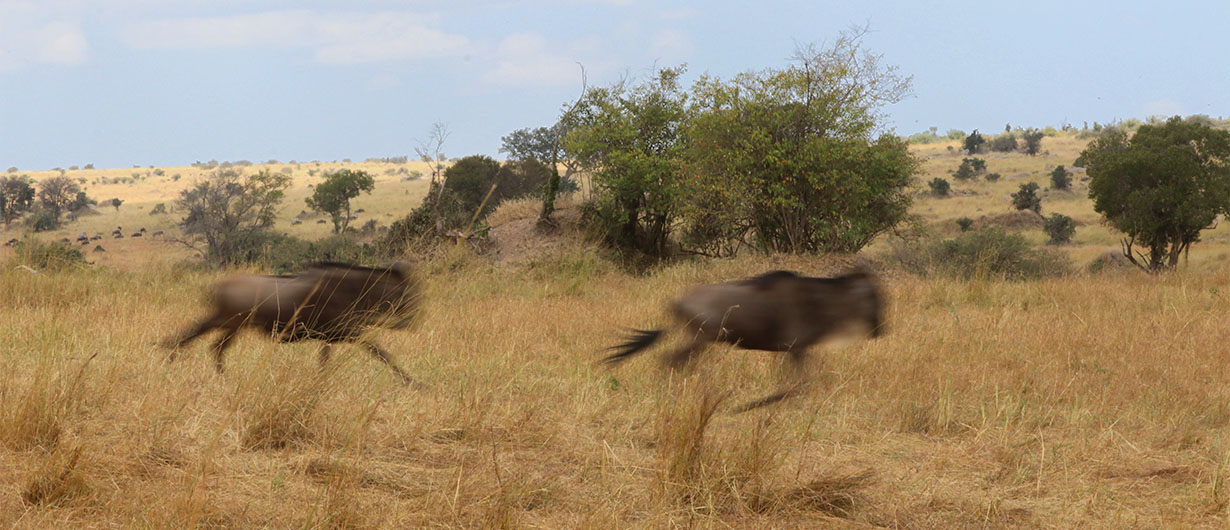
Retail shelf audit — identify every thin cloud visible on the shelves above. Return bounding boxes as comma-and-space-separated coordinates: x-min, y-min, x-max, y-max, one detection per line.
123, 10, 472, 63
483, 32, 591, 87
647, 29, 692, 63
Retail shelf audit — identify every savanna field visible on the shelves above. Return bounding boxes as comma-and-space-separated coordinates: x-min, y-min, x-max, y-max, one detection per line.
3, 134, 1230, 528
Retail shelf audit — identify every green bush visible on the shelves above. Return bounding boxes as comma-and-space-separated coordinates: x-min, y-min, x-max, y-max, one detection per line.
1050, 165, 1072, 191
928, 178, 951, 197
1011, 182, 1042, 214
890, 228, 1068, 280
8, 238, 89, 271
984, 172, 1001, 182
955, 217, 974, 231
1043, 213, 1076, 244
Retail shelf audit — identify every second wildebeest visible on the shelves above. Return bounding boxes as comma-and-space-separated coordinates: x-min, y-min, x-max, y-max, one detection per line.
604, 266, 885, 412
163, 262, 424, 386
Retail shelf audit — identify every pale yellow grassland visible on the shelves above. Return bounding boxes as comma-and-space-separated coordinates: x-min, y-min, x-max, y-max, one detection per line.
3, 135, 1230, 527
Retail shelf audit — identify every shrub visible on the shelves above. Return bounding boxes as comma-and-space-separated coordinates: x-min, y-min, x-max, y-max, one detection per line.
953, 162, 976, 182
963, 130, 986, 154
968, 158, 986, 172
984, 172, 1001, 182
1022, 128, 1044, 155
955, 217, 974, 231
890, 228, 1068, 280
1043, 213, 1076, 244
1050, 165, 1072, 191
149, 203, 167, 215
8, 238, 89, 271
928, 178, 951, 197
1011, 182, 1042, 214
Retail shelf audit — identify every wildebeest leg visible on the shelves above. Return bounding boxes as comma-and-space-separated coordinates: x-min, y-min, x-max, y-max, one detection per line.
662, 340, 704, 372
733, 348, 811, 413
360, 341, 423, 389
164, 315, 225, 362
210, 329, 238, 374
318, 343, 333, 366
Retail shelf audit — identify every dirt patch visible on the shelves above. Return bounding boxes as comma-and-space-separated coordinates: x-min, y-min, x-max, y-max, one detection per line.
488, 206, 588, 265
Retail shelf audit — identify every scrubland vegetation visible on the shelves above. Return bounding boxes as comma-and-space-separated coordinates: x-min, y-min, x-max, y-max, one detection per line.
5, 31, 1230, 527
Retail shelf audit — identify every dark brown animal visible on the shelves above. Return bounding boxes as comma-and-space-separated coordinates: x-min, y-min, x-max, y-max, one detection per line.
604, 266, 885, 412
164, 262, 424, 386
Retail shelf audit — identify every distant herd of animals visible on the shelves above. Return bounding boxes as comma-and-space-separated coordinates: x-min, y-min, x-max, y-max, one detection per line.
3, 226, 166, 251
161, 261, 885, 412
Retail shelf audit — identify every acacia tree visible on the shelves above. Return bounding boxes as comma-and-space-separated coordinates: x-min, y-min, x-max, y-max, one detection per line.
37, 176, 80, 227
1081, 117, 1230, 272
0, 176, 35, 230
110, 198, 123, 212
305, 169, 375, 233
176, 169, 290, 264
565, 67, 691, 257
683, 32, 917, 255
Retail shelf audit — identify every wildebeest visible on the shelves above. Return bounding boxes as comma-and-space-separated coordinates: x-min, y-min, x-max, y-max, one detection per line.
4, 238, 17, 247
604, 266, 885, 412
163, 262, 424, 386
151, 231, 164, 238
131, 232, 142, 237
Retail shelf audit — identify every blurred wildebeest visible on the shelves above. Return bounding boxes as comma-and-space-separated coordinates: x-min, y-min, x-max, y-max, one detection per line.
151, 231, 164, 238
131, 232, 142, 237
4, 238, 17, 247
164, 262, 424, 386
604, 266, 886, 412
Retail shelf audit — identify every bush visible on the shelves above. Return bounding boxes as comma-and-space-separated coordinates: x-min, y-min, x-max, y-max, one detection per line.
953, 162, 977, 181
1050, 165, 1072, 191
230, 232, 374, 274
984, 172, 1001, 182
955, 217, 974, 231
928, 178, 951, 197
26, 209, 57, 232
1043, 213, 1076, 244
149, 203, 167, 215
8, 238, 89, 271
963, 130, 986, 154
1011, 182, 1042, 214
890, 228, 1068, 280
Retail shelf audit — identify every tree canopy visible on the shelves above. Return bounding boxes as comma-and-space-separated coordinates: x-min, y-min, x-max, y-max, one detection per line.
1081, 116, 1230, 271
306, 169, 375, 233
176, 169, 290, 264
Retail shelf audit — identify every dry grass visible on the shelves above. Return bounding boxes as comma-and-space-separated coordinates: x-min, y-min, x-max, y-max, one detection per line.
4, 136, 1230, 526
3, 252, 1230, 527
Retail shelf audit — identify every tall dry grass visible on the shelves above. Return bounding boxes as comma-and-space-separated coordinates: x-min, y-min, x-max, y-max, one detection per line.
3, 250, 1230, 527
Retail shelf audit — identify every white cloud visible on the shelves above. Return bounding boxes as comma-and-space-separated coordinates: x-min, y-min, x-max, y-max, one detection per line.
483, 32, 588, 87
123, 10, 472, 63
0, 2, 90, 71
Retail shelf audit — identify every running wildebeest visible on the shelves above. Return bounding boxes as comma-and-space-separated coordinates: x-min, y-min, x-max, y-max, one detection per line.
163, 262, 424, 386
604, 266, 886, 412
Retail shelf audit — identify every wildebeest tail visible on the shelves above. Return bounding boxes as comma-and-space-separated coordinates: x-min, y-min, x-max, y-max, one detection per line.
602, 328, 665, 365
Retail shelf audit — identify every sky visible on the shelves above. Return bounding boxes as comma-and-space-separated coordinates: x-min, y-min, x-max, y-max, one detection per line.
1, 0, 1226, 170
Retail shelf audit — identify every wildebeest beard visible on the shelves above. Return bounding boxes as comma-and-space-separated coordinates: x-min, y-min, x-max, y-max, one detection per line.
163, 261, 424, 387
603, 265, 885, 412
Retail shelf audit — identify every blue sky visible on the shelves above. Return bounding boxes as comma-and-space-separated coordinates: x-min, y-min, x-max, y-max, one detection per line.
1, 0, 1225, 170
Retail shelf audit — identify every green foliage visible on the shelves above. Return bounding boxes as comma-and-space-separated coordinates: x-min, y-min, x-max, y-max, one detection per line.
955, 217, 974, 231
963, 130, 986, 154
26, 209, 57, 232
1043, 213, 1076, 244
907, 127, 943, 144
968, 158, 986, 172
442, 155, 552, 223
679, 34, 916, 256
984, 172, 1001, 182
501, 121, 577, 222
0, 175, 36, 228
1022, 128, 1044, 155
989, 133, 1017, 152
566, 67, 691, 257
232, 232, 373, 273
1011, 182, 1042, 214
929, 178, 951, 197
149, 203, 167, 215
305, 169, 375, 233
1050, 165, 1072, 191
36, 176, 80, 227
954, 158, 984, 181
946, 129, 966, 140
891, 228, 1069, 280
7, 237, 88, 271
176, 169, 290, 265
110, 197, 123, 211
1082, 116, 1230, 271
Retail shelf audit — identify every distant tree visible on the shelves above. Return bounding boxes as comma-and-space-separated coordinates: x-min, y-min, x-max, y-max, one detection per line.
84, 163, 94, 170
1050, 165, 1072, 191
953, 161, 977, 181
149, 203, 167, 215
37, 176, 80, 227
963, 130, 986, 154
929, 177, 951, 196
175, 169, 290, 265
989, 133, 1017, 152
1011, 182, 1042, 215
1022, 128, 1044, 155
985, 172, 1001, 182
0, 176, 36, 229
66, 191, 96, 220
1082, 116, 1230, 271
414, 122, 451, 225
1043, 213, 1076, 244
111, 197, 124, 212
501, 119, 581, 224
305, 169, 375, 233
955, 217, 974, 231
